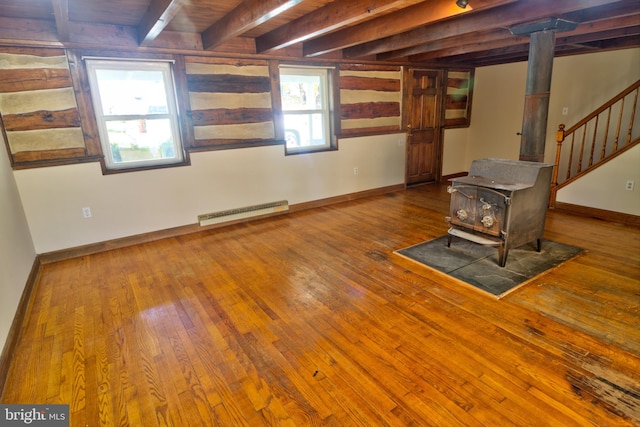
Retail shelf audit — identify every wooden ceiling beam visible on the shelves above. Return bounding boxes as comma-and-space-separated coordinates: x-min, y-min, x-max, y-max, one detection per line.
51, 0, 69, 42
378, 28, 512, 60
556, 35, 640, 53
381, 0, 639, 60
409, 13, 640, 61
138, 0, 184, 46
406, 32, 528, 62
444, 44, 530, 66
302, 0, 516, 57
427, 27, 639, 67
202, 0, 303, 51
559, 0, 640, 22
255, 0, 418, 53
556, 26, 640, 46
344, 0, 627, 59
465, 34, 640, 67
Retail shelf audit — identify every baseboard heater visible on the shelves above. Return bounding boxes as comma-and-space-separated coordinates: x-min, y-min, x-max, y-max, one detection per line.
198, 200, 289, 226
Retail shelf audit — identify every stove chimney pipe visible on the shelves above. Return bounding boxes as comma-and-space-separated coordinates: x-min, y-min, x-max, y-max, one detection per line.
510, 19, 578, 162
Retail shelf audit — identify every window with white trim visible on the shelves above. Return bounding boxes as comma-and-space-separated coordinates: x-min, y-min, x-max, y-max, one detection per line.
279, 66, 335, 154
85, 59, 185, 170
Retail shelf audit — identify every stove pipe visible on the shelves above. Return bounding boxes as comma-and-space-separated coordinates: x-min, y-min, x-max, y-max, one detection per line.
510, 19, 578, 162
520, 30, 555, 162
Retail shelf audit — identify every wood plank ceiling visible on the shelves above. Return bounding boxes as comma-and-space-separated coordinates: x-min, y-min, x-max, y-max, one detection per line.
0, 0, 638, 66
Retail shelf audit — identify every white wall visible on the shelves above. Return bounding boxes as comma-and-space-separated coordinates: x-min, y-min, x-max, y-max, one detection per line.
443, 48, 640, 214
442, 127, 470, 176
0, 132, 36, 354
557, 145, 640, 215
15, 133, 406, 254
463, 61, 529, 164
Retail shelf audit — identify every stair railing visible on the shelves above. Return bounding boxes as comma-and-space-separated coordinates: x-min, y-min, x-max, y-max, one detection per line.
551, 80, 640, 206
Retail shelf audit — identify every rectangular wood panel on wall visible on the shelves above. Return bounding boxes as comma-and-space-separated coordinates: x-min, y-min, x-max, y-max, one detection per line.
185, 57, 277, 150
339, 64, 402, 137
0, 47, 88, 167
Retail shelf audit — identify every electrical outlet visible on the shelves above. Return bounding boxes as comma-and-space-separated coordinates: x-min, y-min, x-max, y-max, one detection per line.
82, 207, 92, 218
354, 167, 359, 176
562, 107, 568, 115
625, 180, 635, 191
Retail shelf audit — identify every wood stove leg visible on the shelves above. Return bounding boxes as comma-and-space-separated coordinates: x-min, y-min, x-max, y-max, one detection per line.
536, 238, 542, 252
498, 244, 508, 267
447, 235, 452, 247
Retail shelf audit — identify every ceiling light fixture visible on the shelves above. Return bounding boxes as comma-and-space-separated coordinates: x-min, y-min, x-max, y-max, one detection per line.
456, 0, 469, 8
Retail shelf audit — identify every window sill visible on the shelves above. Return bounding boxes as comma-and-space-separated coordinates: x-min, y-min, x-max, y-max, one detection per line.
101, 157, 191, 174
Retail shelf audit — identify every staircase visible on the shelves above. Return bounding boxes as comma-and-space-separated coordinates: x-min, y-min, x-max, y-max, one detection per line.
550, 80, 640, 207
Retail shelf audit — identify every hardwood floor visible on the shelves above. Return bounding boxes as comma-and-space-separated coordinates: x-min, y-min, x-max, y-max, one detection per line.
2, 183, 639, 426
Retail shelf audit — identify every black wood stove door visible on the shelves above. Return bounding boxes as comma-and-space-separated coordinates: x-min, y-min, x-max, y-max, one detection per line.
448, 185, 507, 237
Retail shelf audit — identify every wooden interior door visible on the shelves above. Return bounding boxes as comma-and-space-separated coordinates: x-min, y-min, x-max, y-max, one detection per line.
405, 69, 443, 185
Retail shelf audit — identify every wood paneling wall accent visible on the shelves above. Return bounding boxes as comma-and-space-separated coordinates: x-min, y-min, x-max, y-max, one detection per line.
0, 47, 475, 169
339, 64, 402, 137
0, 48, 88, 167
444, 69, 474, 128
185, 57, 278, 150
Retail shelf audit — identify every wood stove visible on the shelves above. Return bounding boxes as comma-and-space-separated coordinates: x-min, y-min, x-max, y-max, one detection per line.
446, 158, 554, 267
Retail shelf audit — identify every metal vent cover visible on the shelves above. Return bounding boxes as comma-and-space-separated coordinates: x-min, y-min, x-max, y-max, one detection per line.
198, 200, 289, 226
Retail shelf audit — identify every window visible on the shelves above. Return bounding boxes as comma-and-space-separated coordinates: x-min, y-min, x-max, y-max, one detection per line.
85, 59, 184, 170
279, 66, 335, 154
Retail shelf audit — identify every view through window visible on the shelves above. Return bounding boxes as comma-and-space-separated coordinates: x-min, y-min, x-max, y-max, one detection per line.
85, 59, 184, 170
279, 66, 333, 154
